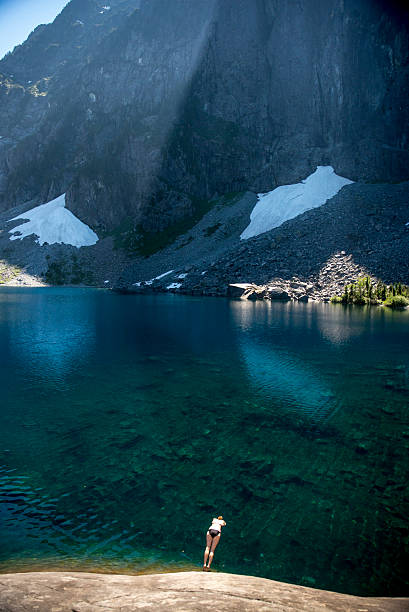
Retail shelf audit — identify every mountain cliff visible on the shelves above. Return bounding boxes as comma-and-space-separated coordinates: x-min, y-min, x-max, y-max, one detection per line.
0, 0, 408, 289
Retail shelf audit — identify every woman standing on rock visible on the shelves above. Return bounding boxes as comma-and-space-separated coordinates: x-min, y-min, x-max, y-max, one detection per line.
203, 516, 226, 571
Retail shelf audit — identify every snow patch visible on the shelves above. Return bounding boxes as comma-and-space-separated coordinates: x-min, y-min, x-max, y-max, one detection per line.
241, 166, 353, 240
154, 270, 174, 280
167, 283, 182, 289
132, 270, 174, 287
8, 194, 98, 248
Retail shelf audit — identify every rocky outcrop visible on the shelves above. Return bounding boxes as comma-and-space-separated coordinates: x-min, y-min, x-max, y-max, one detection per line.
228, 283, 291, 301
0, 571, 408, 611
0, 0, 408, 239
225, 252, 369, 302
228, 283, 262, 298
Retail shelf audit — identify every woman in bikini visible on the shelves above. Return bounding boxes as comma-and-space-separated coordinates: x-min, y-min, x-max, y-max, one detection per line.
203, 515, 226, 571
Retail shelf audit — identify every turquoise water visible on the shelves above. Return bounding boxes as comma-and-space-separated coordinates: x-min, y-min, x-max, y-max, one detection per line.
0, 288, 408, 596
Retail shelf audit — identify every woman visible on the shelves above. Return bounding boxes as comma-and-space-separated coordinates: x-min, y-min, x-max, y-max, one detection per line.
203, 515, 226, 571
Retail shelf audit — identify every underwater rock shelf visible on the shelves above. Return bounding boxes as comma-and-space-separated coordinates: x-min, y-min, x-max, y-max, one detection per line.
0, 571, 408, 611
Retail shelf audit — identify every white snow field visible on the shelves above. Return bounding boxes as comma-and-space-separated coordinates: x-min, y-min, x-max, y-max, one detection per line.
8, 194, 98, 247
240, 165, 353, 240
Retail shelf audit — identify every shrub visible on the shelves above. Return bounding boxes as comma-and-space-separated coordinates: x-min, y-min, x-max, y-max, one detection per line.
352, 295, 367, 306
204, 222, 222, 237
45, 259, 68, 285
383, 295, 409, 309
330, 296, 344, 304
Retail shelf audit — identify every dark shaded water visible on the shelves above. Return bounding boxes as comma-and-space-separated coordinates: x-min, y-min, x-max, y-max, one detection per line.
0, 288, 408, 596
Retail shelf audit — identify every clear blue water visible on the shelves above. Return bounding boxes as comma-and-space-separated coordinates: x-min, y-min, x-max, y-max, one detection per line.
0, 287, 408, 596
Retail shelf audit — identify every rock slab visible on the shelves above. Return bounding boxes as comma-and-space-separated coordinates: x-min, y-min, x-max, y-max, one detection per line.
0, 571, 408, 611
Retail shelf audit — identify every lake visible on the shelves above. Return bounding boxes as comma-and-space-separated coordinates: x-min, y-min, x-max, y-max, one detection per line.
0, 288, 408, 596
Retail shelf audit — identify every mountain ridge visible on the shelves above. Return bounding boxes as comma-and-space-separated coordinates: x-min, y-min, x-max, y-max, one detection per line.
0, 0, 408, 291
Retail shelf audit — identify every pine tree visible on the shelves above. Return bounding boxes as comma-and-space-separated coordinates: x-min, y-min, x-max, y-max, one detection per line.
343, 285, 349, 303
365, 276, 370, 295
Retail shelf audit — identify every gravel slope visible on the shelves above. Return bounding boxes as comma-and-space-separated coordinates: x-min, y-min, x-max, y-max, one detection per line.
120, 181, 409, 301
0, 182, 408, 299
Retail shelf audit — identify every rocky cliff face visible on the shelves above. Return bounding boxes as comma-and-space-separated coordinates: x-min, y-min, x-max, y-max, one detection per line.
0, 0, 408, 241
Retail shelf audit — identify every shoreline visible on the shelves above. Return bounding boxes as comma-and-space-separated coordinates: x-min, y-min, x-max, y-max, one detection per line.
2, 275, 409, 314
0, 570, 408, 611
2, 280, 409, 310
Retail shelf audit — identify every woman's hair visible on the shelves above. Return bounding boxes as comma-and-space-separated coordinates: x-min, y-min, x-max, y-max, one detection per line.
217, 516, 223, 520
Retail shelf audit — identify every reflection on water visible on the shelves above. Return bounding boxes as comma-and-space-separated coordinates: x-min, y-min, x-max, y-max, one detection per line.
3, 288, 96, 385
0, 288, 408, 597
236, 340, 336, 421
231, 301, 336, 421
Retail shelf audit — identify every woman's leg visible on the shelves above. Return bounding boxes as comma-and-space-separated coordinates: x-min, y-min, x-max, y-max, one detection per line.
207, 534, 220, 568
203, 532, 212, 568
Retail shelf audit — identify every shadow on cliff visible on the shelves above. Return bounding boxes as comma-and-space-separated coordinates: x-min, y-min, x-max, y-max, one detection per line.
138, 0, 409, 250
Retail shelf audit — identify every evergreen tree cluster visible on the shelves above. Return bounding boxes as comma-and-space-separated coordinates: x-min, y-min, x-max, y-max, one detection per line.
331, 277, 409, 308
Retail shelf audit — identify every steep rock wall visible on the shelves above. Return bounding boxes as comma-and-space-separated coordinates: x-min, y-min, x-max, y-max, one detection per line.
0, 0, 407, 234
